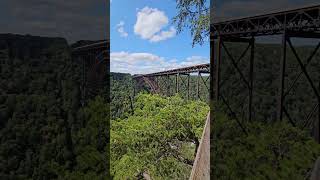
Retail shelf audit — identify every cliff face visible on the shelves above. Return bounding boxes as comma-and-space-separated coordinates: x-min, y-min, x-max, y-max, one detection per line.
0, 34, 74, 94
0, 34, 69, 60
70, 39, 105, 48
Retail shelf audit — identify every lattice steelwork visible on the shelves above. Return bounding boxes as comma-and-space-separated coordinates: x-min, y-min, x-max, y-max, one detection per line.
133, 63, 210, 101
212, 5, 320, 38
211, 4, 320, 141
134, 63, 210, 77
72, 40, 109, 106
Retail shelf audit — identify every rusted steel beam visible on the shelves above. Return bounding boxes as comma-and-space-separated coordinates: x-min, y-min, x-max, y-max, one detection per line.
210, 33, 217, 121
248, 37, 255, 122
221, 95, 248, 135
133, 63, 210, 78
221, 37, 252, 43
198, 70, 210, 74
73, 40, 109, 106
133, 79, 136, 97
277, 32, 287, 121
212, 4, 320, 143
72, 40, 109, 53
187, 74, 190, 100
283, 107, 296, 127
199, 73, 210, 93
197, 71, 200, 100
176, 73, 180, 93
141, 76, 160, 94
212, 5, 320, 38
177, 73, 192, 99
215, 37, 222, 101
167, 75, 170, 96
213, 34, 256, 134
176, 73, 179, 94
287, 38, 320, 102
160, 76, 165, 96
81, 56, 85, 106
222, 42, 251, 89
303, 103, 319, 129
319, 81, 320, 143
219, 43, 251, 88
283, 42, 320, 98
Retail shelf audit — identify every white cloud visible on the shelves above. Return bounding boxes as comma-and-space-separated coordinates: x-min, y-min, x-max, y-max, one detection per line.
150, 27, 176, 42
134, 6, 176, 42
111, 51, 164, 64
111, 51, 208, 74
116, 21, 128, 37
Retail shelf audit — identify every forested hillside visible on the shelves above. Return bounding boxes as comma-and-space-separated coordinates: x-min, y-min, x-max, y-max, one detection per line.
110, 73, 135, 119
111, 94, 209, 179
212, 113, 320, 179
214, 42, 320, 179
0, 34, 108, 179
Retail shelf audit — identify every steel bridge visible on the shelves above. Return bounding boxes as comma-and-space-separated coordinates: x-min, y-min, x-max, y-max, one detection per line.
133, 63, 211, 180
72, 40, 109, 106
133, 63, 210, 101
211, 4, 320, 140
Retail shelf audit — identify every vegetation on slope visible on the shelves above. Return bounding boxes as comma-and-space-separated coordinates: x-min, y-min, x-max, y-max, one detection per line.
212, 113, 320, 180
0, 34, 109, 179
110, 73, 135, 119
110, 72, 210, 120
111, 94, 209, 179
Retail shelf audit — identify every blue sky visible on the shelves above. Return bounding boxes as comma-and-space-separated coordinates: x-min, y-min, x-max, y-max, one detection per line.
110, 0, 209, 74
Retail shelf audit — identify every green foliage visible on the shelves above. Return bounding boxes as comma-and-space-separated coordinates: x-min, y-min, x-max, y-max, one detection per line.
111, 94, 209, 179
0, 34, 109, 179
110, 73, 135, 119
70, 96, 109, 179
212, 113, 320, 179
173, 0, 209, 46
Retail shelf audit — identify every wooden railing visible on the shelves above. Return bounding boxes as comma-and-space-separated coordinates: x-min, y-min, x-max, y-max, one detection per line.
189, 112, 210, 180
310, 157, 320, 180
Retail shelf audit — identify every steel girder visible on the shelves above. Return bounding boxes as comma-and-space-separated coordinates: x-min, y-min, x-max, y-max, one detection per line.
133, 64, 210, 101
133, 63, 210, 78
213, 36, 254, 135
72, 40, 109, 105
211, 4, 320, 142
212, 5, 320, 38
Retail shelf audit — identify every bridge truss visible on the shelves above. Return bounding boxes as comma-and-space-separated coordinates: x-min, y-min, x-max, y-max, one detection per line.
211, 4, 320, 141
72, 40, 109, 106
133, 63, 210, 101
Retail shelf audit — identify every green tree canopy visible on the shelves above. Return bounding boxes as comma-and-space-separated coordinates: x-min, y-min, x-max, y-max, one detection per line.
212, 113, 320, 179
173, 0, 209, 46
111, 94, 209, 179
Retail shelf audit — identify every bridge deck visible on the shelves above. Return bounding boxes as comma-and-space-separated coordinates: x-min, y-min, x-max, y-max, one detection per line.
133, 63, 210, 78
72, 40, 109, 53
211, 4, 320, 38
